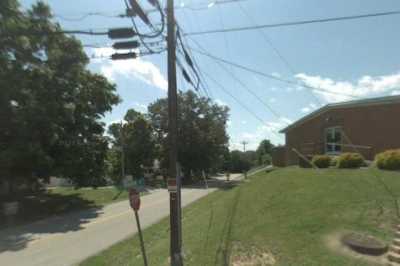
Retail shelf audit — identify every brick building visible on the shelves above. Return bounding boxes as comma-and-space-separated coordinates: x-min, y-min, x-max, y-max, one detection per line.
278, 95, 400, 166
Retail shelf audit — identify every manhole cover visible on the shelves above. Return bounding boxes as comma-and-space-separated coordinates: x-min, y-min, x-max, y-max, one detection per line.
341, 232, 388, 256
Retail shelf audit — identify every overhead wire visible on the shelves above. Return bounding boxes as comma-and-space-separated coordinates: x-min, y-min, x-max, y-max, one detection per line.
122, 0, 166, 53
184, 9, 400, 36
176, 26, 213, 98
54, 12, 124, 21
189, 47, 361, 99
188, 35, 285, 121
236, 2, 323, 105
202, 70, 285, 141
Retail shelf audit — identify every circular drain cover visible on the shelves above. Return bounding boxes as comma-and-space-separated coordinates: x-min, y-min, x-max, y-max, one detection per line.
341, 232, 388, 256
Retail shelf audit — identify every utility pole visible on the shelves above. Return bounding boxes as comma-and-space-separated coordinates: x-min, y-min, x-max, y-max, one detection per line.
167, 0, 183, 265
120, 122, 125, 179
241, 141, 248, 152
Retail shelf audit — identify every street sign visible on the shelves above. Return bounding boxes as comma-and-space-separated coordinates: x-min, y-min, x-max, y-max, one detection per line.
129, 188, 141, 211
168, 178, 177, 192
129, 188, 148, 266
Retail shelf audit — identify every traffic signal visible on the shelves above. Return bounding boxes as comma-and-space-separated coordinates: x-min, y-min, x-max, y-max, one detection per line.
111, 52, 138, 60
108, 28, 136, 39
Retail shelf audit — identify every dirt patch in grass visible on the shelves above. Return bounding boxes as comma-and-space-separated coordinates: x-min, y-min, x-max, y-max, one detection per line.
229, 242, 276, 266
324, 230, 388, 265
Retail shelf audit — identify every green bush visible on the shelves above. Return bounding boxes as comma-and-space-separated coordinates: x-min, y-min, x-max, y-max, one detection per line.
311, 155, 331, 168
331, 156, 339, 167
375, 149, 400, 170
299, 155, 313, 168
336, 153, 365, 169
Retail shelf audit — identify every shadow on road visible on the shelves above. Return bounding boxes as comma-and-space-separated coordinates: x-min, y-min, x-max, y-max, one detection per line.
0, 192, 102, 253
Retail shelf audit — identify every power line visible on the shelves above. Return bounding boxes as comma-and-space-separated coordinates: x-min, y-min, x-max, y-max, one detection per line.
54, 12, 123, 21
147, 0, 248, 14
189, 36, 284, 120
190, 47, 361, 99
236, 2, 323, 105
203, 70, 284, 140
203, 71, 268, 125
176, 27, 213, 98
184, 10, 400, 36
122, 0, 165, 54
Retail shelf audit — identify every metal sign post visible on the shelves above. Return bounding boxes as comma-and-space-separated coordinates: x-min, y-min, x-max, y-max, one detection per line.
129, 188, 148, 266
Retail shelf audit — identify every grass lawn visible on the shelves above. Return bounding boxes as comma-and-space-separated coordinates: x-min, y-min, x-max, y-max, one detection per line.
81, 167, 400, 266
0, 186, 132, 229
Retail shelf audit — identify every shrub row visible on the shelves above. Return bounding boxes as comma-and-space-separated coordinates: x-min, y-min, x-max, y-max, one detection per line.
307, 149, 400, 170
309, 153, 365, 169
375, 149, 400, 170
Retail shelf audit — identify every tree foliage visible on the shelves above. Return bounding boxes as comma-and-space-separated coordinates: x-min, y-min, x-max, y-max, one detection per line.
148, 91, 229, 178
227, 150, 252, 173
108, 109, 157, 180
0, 0, 120, 189
256, 139, 274, 165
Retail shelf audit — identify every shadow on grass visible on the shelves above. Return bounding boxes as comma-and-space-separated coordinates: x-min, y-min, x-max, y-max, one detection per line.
211, 187, 242, 266
183, 178, 242, 191
0, 191, 101, 253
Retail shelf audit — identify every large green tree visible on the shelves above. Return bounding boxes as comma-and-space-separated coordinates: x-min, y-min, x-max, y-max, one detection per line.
148, 90, 229, 179
256, 139, 274, 165
0, 0, 120, 189
108, 109, 157, 180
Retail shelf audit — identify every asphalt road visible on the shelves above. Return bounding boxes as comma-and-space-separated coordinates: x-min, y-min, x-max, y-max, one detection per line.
0, 173, 244, 266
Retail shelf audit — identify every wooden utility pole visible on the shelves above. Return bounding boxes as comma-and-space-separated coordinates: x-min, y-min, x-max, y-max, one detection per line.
120, 122, 125, 179
166, 0, 183, 265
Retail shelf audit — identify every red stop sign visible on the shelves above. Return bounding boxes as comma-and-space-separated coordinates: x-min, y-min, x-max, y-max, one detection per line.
129, 188, 141, 211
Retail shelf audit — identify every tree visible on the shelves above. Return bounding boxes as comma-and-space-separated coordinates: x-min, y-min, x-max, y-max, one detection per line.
229, 150, 252, 173
148, 90, 229, 179
0, 1, 120, 190
256, 139, 275, 165
108, 109, 157, 180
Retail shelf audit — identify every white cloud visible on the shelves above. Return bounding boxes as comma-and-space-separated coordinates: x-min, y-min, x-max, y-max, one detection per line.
296, 72, 400, 103
105, 119, 127, 127
269, 97, 277, 103
90, 47, 167, 91
271, 72, 281, 78
230, 117, 292, 150
215, 99, 228, 106
241, 120, 247, 125
133, 102, 147, 112
391, 90, 400, 96
301, 102, 318, 113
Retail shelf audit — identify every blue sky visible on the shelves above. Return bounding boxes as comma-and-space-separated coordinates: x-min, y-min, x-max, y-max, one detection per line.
20, 0, 400, 150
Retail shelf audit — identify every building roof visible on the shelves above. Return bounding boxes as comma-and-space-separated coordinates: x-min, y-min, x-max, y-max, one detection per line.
280, 95, 400, 133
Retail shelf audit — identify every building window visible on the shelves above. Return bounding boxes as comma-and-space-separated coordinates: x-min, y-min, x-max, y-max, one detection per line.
325, 127, 342, 154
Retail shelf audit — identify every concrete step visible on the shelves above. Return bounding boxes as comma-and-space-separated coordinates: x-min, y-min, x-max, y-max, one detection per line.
393, 239, 400, 246
391, 245, 400, 254
387, 261, 400, 266
388, 252, 400, 263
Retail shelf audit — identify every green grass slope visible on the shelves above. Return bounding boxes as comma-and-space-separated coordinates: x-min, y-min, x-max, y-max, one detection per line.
81, 168, 400, 266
